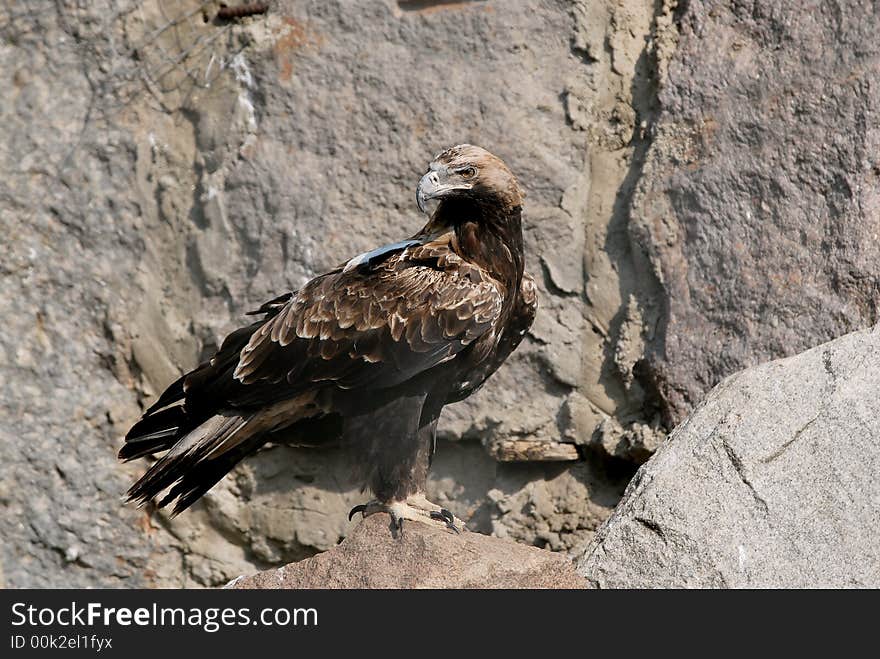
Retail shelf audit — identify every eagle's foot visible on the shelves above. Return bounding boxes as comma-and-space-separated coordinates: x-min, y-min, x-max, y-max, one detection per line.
347, 494, 465, 536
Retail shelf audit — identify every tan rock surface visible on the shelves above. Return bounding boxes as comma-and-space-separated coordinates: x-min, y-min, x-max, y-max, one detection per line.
228, 515, 587, 589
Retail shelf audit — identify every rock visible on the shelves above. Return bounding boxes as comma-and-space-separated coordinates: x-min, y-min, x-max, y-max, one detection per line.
627, 0, 880, 425
577, 325, 880, 588
487, 439, 580, 462
588, 417, 665, 464
228, 514, 587, 589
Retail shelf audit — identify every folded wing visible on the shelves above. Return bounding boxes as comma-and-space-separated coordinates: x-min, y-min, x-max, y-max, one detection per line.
232, 242, 504, 400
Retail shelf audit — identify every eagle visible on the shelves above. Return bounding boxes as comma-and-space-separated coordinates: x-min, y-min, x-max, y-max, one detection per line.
119, 145, 537, 533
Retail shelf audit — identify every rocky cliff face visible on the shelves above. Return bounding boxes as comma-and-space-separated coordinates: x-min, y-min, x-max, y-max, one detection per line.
629, 0, 880, 426
2, 0, 877, 588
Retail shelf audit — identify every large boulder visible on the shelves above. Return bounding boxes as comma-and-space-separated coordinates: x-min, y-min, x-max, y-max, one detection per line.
228, 514, 586, 589
578, 325, 880, 588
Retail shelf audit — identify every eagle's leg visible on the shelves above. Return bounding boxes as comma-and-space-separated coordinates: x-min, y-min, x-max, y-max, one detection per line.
348, 400, 464, 535
347, 493, 464, 535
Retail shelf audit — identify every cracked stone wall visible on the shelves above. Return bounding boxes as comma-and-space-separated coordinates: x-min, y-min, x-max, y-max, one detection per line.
4, 0, 875, 588
574, 0, 880, 587
629, 0, 880, 426
1, 0, 671, 587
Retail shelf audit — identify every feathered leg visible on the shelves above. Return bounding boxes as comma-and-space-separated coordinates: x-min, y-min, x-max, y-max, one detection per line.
347, 397, 463, 535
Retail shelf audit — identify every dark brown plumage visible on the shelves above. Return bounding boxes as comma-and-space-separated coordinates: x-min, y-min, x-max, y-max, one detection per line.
120, 144, 537, 531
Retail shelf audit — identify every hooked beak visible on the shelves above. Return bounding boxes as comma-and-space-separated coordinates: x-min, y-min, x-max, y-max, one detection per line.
416, 168, 473, 215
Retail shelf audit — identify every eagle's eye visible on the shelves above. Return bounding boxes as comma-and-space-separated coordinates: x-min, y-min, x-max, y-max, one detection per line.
457, 166, 477, 180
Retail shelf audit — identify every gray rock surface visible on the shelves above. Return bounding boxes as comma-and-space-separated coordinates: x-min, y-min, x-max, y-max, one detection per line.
228, 514, 587, 589
578, 324, 880, 588
628, 0, 880, 425
5, 0, 876, 589
1, 0, 660, 587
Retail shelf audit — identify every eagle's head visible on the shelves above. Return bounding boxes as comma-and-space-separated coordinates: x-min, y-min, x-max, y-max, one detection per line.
417, 144, 523, 218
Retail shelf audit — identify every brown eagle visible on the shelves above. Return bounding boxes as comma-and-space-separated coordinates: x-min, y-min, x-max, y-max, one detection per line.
120, 145, 537, 533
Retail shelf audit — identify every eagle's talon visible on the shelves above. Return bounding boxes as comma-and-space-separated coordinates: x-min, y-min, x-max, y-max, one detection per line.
430, 508, 461, 534
348, 504, 367, 521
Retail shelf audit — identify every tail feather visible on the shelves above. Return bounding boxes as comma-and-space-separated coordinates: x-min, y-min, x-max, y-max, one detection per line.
124, 414, 266, 515
117, 432, 179, 462
119, 406, 191, 462
143, 375, 186, 415
119, 307, 298, 514
157, 443, 256, 515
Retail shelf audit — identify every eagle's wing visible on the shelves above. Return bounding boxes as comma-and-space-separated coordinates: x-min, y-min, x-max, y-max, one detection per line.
229, 239, 504, 404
